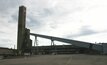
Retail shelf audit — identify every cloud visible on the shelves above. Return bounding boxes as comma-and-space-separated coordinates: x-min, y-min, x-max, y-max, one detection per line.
79, 26, 97, 36
75, 32, 107, 43
26, 0, 107, 44
66, 26, 97, 38
1, 0, 107, 48
0, 0, 22, 48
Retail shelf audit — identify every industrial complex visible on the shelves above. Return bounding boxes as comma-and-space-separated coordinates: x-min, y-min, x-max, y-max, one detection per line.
0, 6, 107, 58
16, 6, 107, 55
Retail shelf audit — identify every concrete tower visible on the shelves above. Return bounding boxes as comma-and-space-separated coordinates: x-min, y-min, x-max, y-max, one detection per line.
17, 6, 26, 54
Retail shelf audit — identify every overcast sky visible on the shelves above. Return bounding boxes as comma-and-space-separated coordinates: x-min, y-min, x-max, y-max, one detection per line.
0, 0, 107, 48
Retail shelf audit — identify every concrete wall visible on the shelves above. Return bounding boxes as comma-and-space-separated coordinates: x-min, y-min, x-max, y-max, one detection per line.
17, 6, 26, 53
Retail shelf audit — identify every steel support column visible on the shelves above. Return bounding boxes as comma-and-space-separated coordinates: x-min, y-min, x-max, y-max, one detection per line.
34, 36, 39, 54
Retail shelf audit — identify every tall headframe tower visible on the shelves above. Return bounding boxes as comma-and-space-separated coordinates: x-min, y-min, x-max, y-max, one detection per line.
17, 6, 26, 54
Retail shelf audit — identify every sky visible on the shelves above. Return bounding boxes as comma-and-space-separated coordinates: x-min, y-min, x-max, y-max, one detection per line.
0, 0, 107, 48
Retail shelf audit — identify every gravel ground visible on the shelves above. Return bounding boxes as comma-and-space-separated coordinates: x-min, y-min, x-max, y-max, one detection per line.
0, 54, 107, 65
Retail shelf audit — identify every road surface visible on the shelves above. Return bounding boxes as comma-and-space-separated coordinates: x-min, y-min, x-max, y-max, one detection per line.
0, 54, 107, 65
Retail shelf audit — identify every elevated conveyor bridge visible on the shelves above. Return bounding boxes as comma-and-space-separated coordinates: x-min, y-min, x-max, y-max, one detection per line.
30, 33, 103, 53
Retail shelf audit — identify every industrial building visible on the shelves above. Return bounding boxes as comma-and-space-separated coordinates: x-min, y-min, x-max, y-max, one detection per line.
16, 5, 107, 55
17, 6, 32, 55
32, 45, 101, 55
